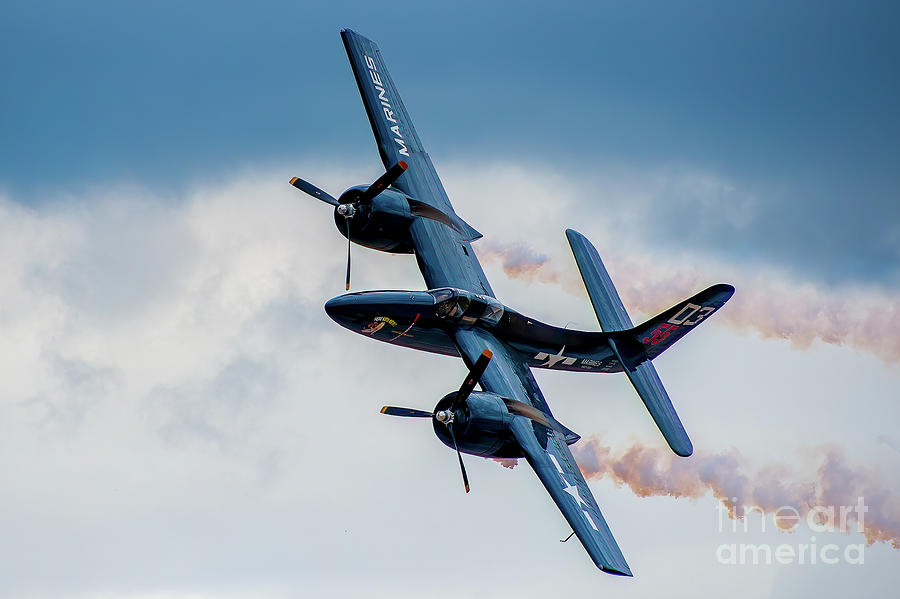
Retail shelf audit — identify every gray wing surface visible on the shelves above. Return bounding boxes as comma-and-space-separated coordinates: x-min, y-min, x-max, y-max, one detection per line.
341, 29, 492, 295
454, 328, 632, 575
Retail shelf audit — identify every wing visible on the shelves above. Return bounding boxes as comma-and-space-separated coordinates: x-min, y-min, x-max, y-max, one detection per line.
341, 29, 426, 195
453, 328, 632, 575
341, 29, 493, 295
510, 418, 632, 576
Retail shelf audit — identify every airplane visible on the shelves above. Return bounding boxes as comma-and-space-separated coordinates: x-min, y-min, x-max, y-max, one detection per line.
290, 29, 734, 576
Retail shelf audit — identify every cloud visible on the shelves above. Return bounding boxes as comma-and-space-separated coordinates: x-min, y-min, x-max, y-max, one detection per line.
0, 172, 360, 595
878, 435, 900, 455
1, 162, 897, 597
440, 159, 899, 294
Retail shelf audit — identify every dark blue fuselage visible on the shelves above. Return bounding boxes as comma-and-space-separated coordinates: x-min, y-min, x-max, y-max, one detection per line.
324, 289, 625, 373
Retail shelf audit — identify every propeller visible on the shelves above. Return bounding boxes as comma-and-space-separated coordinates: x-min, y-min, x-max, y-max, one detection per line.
356, 160, 408, 204
447, 422, 470, 493
344, 219, 352, 290
380, 349, 493, 493
290, 161, 480, 290
380, 348, 581, 490
289, 177, 339, 207
290, 160, 408, 210
289, 161, 408, 290
452, 349, 492, 410
379, 406, 433, 418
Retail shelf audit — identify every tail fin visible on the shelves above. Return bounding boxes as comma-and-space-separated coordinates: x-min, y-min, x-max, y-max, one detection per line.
566, 229, 734, 457
631, 284, 735, 360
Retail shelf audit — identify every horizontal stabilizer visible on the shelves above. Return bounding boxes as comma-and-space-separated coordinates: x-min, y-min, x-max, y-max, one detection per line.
618, 284, 733, 456
566, 229, 633, 331
617, 355, 692, 456
566, 228, 734, 457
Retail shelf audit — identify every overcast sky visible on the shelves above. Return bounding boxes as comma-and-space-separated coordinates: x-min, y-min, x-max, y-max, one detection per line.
1, 2, 898, 598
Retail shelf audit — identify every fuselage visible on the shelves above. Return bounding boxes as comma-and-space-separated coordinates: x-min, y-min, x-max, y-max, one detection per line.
324, 288, 627, 373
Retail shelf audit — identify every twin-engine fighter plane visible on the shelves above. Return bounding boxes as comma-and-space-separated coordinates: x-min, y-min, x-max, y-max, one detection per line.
290, 29, 734, 576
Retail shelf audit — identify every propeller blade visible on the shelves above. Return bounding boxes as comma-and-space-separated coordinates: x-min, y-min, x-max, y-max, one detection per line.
380, 406, 433, 418
357, 160, 408, 204
289, 177, 340, 206
345, 219, 352, 291
447, 423, 470, 493
452, 349, 493, 410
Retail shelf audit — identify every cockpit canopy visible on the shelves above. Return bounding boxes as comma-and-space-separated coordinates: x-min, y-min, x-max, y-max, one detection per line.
429, 287, 504, 326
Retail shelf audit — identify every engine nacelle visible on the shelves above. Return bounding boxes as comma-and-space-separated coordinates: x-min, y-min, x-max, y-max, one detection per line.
432, 391, 524, 458
334, 186, 415, 254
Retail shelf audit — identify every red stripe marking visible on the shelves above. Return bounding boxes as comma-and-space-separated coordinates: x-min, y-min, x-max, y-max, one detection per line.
388, 313, 419, 342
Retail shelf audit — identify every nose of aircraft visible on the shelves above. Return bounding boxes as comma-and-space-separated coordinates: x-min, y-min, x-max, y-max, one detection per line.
324, 291, 402, 324
324, 290, 437, 329
324, 294, 355, 320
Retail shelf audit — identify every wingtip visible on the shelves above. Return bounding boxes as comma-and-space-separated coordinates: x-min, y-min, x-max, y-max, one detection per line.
672, 440, 694, 457
564, 228, 589, 246
289, 176, 298, 186
602, 565, 634, 577
666, 428, 694, 457
380, 406, 388, 414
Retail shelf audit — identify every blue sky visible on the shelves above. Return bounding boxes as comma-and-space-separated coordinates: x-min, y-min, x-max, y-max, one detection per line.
1, 2, 899, 597
2, 1, 899, 285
